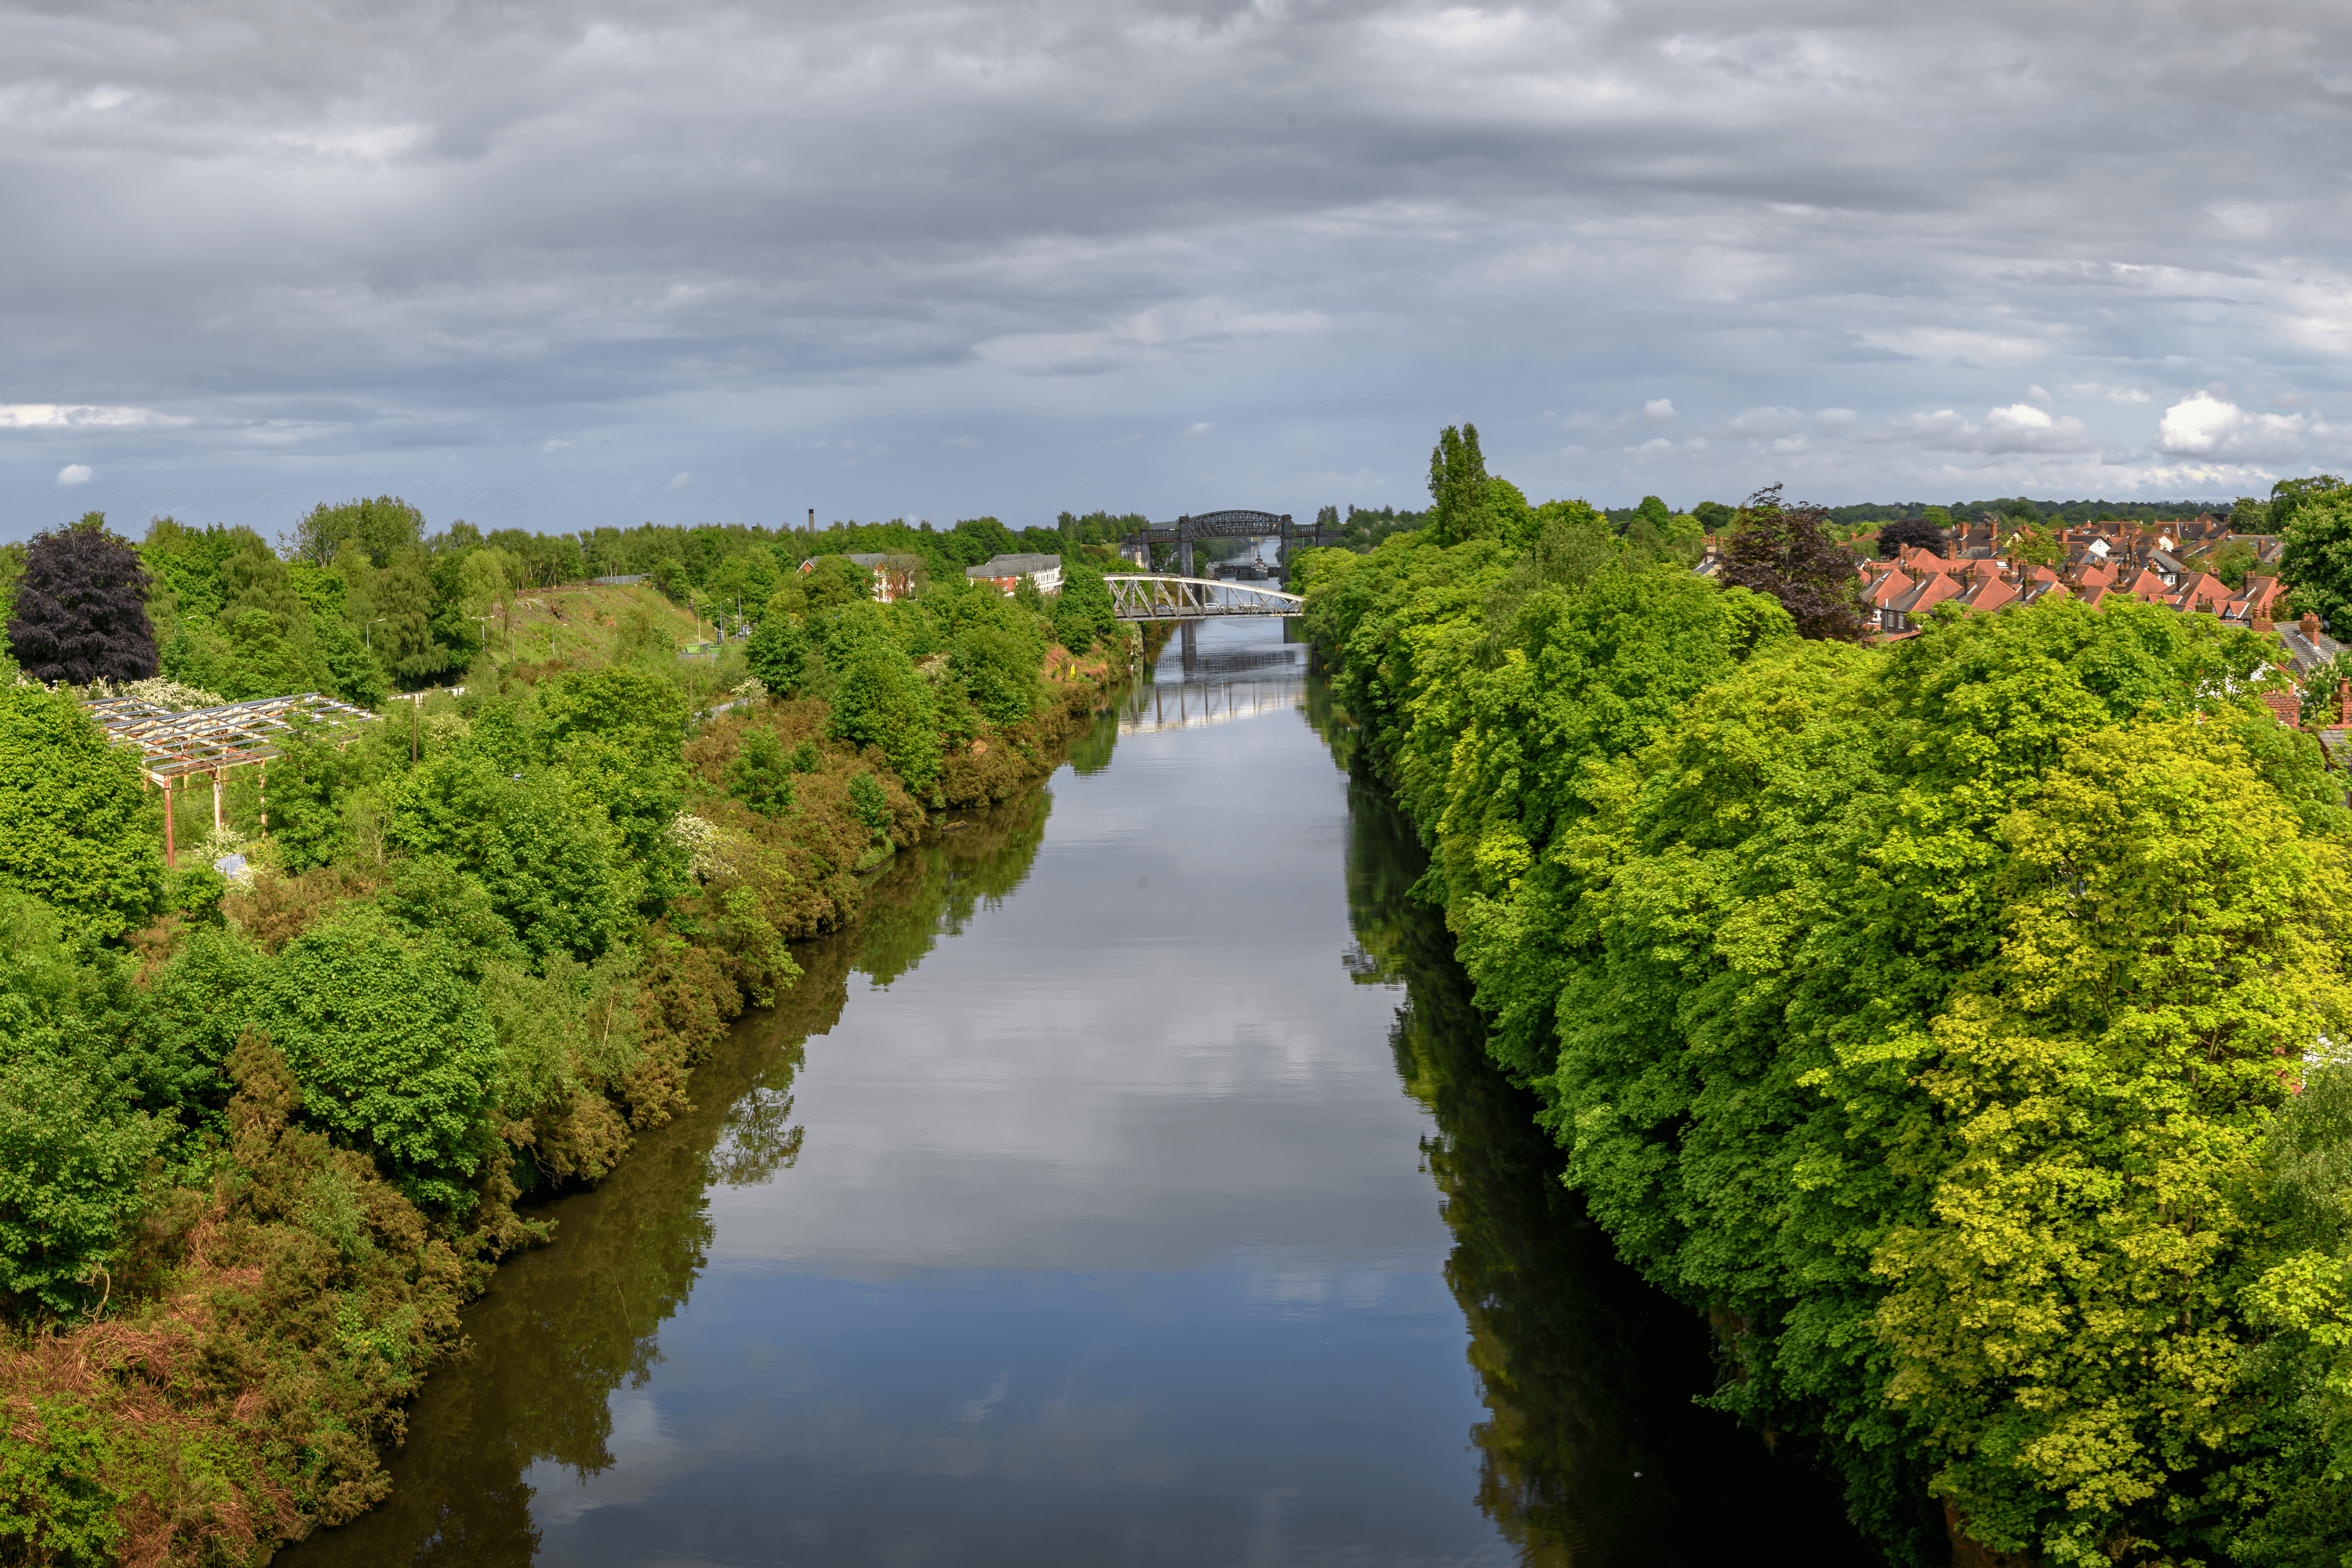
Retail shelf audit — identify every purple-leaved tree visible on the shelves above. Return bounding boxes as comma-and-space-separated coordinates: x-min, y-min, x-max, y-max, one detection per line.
7, 512, 160, 684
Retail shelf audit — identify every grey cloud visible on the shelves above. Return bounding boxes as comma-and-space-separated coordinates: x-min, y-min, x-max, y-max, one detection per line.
1872, 404, 2100, 456
8, 0, 2352, 534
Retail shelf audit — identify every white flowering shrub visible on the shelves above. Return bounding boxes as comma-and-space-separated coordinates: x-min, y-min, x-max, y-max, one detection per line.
666, 811, 731, 878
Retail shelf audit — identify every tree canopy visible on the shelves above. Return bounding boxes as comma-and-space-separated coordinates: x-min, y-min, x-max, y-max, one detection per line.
2281, 487, 2352, 632
1876, 515, 1949, 558
1297, 427, 2352, 1566
1719, 485, 1866, 640
7, 514, 158, 684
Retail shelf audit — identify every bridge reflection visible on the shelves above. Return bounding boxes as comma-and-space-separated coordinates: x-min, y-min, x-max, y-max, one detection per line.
1119, 676, 1306, 735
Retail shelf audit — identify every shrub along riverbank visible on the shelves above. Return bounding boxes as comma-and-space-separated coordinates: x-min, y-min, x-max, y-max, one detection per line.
0, 568, 1131, 1565
1294, 470, 2352, 1566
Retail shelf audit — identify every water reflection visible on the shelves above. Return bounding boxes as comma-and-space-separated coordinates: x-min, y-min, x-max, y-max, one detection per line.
1318, 720, 1875, 1566
1120, 677, 1306, 735
291, 619, 1872, 1568
289, 804, 1054, 1566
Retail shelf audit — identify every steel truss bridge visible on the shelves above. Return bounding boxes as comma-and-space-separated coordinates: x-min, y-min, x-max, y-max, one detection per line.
1105, 575, 1305, 620
1117, 510, 1343, 575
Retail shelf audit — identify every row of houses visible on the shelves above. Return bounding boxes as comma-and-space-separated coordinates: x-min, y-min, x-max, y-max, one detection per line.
1855, 515, 2292, 639
1859, 548, 2288, 636
1844, 516, 2352, 764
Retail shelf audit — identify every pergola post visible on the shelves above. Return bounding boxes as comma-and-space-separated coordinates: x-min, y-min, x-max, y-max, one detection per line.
163, 776, 176, 870
258, 763, 268, 836
212, 769, 224, 835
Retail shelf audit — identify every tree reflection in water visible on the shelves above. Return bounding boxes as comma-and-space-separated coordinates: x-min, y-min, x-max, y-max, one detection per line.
1324, 720, 1875, 1566
285, 793, 1054, 1568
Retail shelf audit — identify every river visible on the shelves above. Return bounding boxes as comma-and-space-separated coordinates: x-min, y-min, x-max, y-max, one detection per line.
291, 617, 1877, 1567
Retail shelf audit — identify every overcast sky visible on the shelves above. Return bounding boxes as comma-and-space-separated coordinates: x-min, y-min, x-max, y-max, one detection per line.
5, 0, 2351, 542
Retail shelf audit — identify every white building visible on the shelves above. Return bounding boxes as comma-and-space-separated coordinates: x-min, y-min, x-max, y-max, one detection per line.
965, 553, 1064, 596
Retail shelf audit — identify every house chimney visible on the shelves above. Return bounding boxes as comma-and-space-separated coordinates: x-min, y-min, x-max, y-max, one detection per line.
2304, 611, 2323, 644
2341, 678, 2350, 730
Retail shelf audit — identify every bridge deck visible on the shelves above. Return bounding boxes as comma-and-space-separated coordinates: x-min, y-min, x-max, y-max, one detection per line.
1103, 574, 1305, 620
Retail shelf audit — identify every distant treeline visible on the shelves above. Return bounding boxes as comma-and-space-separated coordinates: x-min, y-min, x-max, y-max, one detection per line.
1312, 496, 2249, 548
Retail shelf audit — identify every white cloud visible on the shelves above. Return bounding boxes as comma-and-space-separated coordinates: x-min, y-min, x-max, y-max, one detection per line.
2153, 391, 2312, 461
1875, 403, 2097, 455
0, 404, 181, 429
1185, 422, 1213, 437
1642, 398, 1677, 424
2067, 383, 2156, 404
542, 438, 574, 452
665, 471, 693, 490
55, 464, 92, 486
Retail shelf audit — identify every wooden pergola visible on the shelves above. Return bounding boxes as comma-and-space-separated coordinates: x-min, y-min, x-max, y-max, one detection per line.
86, 692, 382, 867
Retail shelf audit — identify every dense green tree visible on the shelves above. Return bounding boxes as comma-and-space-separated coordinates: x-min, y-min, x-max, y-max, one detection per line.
2273, 475, 2348, 536
847, 771, 890, 834
832, 640, 941, 791
801, 555, 876, 612
2281, 488, 2352, 632
745, 613, 811, 698
378, 547, 456, 684
0, 686, 163, 937
249, 913, 500, 1211
387, 754, 637, 967
0, 1050, 167, 1317
0, 894, 170, 1317
291, 496, 426, 568
952, 624, 1044, 726
535, 668, 687, 764
725, 729, 797, 818
1425, 424, 1532, 547
2207, 536, 2262, 588
1052, 554, 1118, 652
140, 517, 242, 625
162, 609, 339, 701
1298, 440, 2352, 1566
218, 539, 307, 629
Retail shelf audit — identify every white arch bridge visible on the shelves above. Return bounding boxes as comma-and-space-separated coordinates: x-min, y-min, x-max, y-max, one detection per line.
1104, 575, 1305, 620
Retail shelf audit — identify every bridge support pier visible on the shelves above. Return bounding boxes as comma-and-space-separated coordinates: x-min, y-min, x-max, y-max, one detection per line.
1180, 618, 1199, 671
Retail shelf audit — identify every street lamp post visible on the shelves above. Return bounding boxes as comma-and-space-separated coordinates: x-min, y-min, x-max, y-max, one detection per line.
366, 617, 386, 649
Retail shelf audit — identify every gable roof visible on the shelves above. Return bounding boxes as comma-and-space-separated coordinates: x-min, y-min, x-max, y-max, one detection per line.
966, 553, 1064, 577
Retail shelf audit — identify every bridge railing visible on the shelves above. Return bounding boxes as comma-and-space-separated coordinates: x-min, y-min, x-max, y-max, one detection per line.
1102, 575, 1306, 620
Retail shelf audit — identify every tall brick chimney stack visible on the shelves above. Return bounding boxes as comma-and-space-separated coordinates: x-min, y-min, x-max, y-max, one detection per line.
2339, 678, 2350, 729
2304, 611, 2323, 643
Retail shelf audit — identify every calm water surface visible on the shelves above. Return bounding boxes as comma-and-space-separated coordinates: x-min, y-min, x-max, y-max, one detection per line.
293, 619, 1876, 1567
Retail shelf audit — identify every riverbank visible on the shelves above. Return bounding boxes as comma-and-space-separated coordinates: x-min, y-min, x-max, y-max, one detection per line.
0, 628, 1132, 1566
282, 615, 1878, 1566
1289, 515, 2352, 1566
